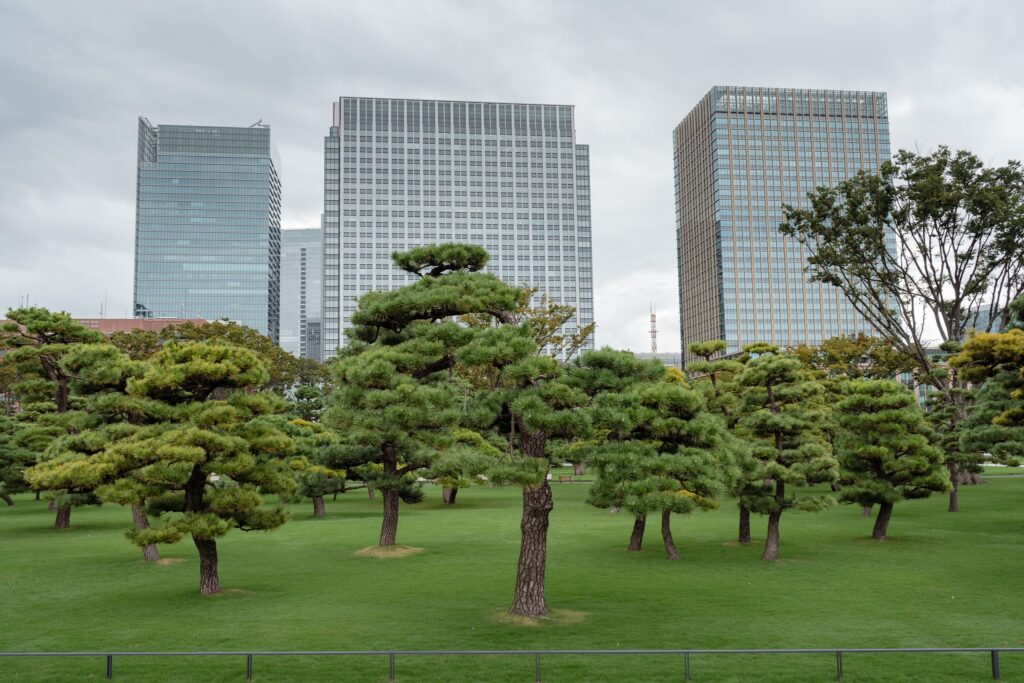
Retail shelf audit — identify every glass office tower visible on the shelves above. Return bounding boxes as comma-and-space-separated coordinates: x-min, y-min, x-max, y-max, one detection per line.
674, 86, 890, 364
134, 118, 281, 341
321, 98, 594, 359
280, 227, 322, 360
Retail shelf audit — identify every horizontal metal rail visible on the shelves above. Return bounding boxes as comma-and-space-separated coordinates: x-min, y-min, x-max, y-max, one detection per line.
2, 647, 1021, 681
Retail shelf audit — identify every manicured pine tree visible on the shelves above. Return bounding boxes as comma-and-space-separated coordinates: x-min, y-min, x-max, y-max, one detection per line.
834, 380, 947, 540
48, 342, 294, 594
952, 323, 1024, 465
25, 343, 172, 559
0, 416, 34, 505
571, 348, 668, 551
738, 349, 838, 561
1, 308, 103, 526
325, 243, 521, 548
458, 323, 590, 616
686, 339, 754, 542
953, 297, 1024, 466
275, 417, 346, 517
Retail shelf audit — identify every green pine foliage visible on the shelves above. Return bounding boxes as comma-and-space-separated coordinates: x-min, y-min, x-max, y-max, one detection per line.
738, 349, 838, 561
325, 243, 522, 547
834, 380, 947, 540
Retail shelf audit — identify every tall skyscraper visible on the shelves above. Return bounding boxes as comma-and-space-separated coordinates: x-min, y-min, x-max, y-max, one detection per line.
674, 86, 891, 364
280, 227, 323, 360
321, 97, 594, 358
134, 118, 282, 341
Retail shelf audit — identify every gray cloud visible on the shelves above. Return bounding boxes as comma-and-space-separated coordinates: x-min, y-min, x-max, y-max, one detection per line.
2, 0, 1022, 349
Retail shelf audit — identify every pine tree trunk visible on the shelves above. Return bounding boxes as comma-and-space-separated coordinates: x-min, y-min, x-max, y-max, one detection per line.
194, 537, 220, 595
367, 485, 375, 500
1, 494, 13, 506
441, 487, 458, 505
312, 495, 326, 517
628, 514, 646, 551
738, 505, 751, 544
947, 461, 960, 512
35, 490, 40, 501
861, 504, 873, 516
379, 489, 399, 546
54, 504, 71, 529
872, 502, 894, 541
573, 462, 586, 476
48, 499, 56, 511
131, 502, 160, 562
763, 508, 783, 561
661, 509, 680, 561
509, 482, 553, 617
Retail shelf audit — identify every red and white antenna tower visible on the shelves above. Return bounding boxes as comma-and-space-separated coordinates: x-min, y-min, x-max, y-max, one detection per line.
649, 304, 657, 354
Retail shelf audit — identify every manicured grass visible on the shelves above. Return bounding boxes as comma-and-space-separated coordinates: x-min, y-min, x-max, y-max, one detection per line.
1, 478, 1022, 682
983, 465, 1024, 475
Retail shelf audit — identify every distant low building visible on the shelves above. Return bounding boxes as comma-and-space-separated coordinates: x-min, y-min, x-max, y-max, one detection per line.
634, 351, 683, 370
75, 318, 208, 335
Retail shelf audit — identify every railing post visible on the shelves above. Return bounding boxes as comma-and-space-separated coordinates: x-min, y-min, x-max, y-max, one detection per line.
992, 650, 1000, 680
836, 651, 843, 682
246, 653, 253, 681
389, 652, 396, 681
535, 652, 541, 682
106, 654, 113, 679
684, 652, 691, 681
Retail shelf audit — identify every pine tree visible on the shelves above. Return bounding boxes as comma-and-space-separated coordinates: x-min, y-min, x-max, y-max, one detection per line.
835, 380, 947, 540
34, 342, 295, 594
738, 350, 838, 561
0, 416, 34, 505
459, 324, 590, 616
1, 308, 104, 526
686, 340, 753, 542
324, 243, 521, 548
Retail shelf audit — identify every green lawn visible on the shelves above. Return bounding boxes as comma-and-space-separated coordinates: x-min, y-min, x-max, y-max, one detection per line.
983, 465, 1024, 475
1, 478, 1022, 682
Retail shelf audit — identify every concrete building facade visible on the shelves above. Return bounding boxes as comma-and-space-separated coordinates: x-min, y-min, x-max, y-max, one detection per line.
320, 97, 594, 358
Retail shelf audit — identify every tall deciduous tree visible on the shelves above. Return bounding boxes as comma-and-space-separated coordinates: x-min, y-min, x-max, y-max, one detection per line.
780, 148, 1024, 506
738, 350, 838, 561
834, 380, 947, 540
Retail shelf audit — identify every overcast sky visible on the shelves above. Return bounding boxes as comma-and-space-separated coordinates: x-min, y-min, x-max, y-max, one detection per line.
1, 0, 1022, 352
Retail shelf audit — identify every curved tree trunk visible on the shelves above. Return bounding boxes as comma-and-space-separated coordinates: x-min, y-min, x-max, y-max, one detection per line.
379, 489, 399, 546
54, 504, 71, 529
367, 485, 376, 500
509, 482, 553, 617
1, 493, 13, 506
661, 509, 680, 561
872, 502, 894, 541
627, 515, 646, 551
572, 462, 586, 476
441, 487, 458, 505
947, 461, 960, 512
861, 504, 873, 517
131, 502, 160, 562
763, 509, 783, 561
312, 495, 326, 517
738, 505, 751, 544
194, 537, 220, 595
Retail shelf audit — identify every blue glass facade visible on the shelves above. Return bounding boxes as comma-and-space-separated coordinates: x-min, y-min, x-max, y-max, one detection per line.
133, 118, 281, 341
674, 87, 891, 364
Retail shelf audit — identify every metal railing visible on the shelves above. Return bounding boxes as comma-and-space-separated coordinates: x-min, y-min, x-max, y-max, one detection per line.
2, 647, 1021, 681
